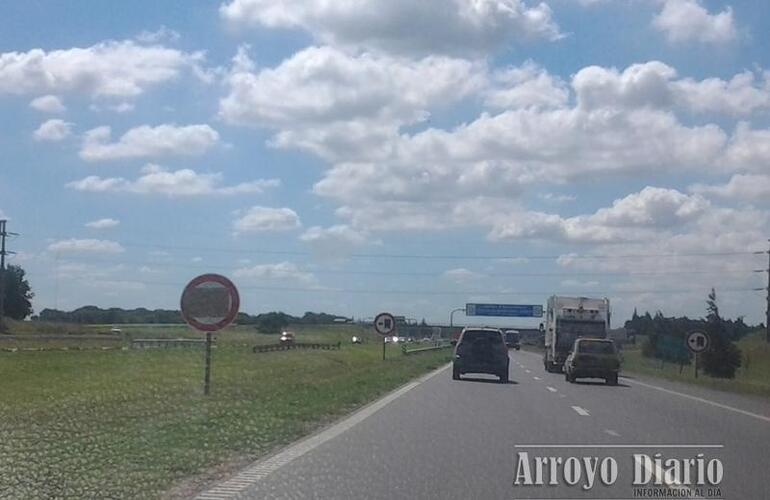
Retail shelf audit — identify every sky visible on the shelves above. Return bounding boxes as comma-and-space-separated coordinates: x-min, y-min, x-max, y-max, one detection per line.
1, 0, 769, 328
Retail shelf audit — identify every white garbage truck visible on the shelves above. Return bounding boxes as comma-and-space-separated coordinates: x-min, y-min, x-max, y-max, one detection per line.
543, 296, 610, 373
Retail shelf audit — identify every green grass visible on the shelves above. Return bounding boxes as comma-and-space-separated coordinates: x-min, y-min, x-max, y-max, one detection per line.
0, 329, 450, 499
1, 321, 381, 350
621, 332, 770, 398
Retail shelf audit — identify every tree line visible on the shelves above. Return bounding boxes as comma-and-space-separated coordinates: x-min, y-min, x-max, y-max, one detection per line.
624, 289, 752, 378
35, 307, 350, 330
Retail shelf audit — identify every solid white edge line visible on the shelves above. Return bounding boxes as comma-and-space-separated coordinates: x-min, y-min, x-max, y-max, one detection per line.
623, 378, 770, 423
194, 363, 451, 499
517, 349, 770, 424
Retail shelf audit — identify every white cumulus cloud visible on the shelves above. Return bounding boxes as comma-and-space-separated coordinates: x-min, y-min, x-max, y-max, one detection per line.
690, 174, 770, 203
85, 218, 120, 229
0, 40, 204, 98
219, 0, 562, 56
33, 119, 73, 141
485, 61, 569, 110
573, 61, 770, 116
220, 45, 485, 160
232, 206, 301, 234
48, 238, 125, 254
652, 0, 737, 44
79, 123, 220, 161
233, 261, 318, 286
67, 164, 280, 197
29, 94, 65, 113
299, 224, 371, 257
490, 187, 710, 243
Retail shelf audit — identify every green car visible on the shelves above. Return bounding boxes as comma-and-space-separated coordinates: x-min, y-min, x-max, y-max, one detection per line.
564, 338, 620, 385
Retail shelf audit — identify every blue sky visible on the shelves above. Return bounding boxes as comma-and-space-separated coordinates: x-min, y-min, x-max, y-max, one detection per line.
1, 0, 769, 327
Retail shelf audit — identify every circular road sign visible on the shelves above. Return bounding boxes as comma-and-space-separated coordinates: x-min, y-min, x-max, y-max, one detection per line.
686, 331, 710, 354
181, 274, 240, 332
373, 312, 396, 336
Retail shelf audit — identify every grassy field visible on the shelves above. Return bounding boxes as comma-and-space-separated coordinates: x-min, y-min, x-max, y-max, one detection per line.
0, 324, 451, 499
621, 332, 770, 398
0, 320, 377, 349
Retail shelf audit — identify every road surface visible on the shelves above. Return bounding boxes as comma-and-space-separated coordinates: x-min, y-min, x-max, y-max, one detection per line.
196, 350, 770, 500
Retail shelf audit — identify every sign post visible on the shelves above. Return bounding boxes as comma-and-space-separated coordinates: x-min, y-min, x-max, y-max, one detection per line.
686, 331, 709, 379
181, 274, 240, 395
374, 312, 396, 361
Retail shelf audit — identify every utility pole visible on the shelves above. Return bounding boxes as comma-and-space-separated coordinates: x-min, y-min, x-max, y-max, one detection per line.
766, 239, 769, 343
0, 220, 18, 332
0, 220, 8, 331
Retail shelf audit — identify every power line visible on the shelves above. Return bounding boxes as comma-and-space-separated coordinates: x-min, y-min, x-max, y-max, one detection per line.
42, 277, 763, 297
33, 257, 767, 278
114, 242, 763, 260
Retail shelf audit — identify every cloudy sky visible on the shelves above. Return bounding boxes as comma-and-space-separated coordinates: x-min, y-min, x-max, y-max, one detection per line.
1, 0, 768, 326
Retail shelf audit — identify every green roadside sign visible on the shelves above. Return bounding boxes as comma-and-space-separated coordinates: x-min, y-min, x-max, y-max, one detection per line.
657, 334, 691, 363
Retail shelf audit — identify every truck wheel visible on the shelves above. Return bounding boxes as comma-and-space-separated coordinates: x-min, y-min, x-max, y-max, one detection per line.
498, 371, 507, 383
606, 374, 618, 386
452, 368, 461, 380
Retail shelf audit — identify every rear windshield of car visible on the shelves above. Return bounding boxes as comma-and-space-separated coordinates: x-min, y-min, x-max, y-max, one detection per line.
577, 341, 615, 354
461, 330, 503, 345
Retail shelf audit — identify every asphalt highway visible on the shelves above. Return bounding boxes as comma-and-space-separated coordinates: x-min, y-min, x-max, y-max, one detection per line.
196, 349, 770, 500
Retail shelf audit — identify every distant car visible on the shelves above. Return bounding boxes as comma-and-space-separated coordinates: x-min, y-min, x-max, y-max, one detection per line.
351, 336, 363, 344
564, 338, 620, 385
279, 331, 296, 344
398, 336, 406, 343
504, 329, 521, 350
110, 327, 122, 334
420, 337, 432, 343
452, 327, 509, 383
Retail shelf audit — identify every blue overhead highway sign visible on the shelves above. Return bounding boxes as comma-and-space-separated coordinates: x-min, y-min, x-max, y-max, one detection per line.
465, 303, 543, 317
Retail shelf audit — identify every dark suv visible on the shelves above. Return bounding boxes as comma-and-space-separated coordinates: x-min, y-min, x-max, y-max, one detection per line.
452, 328, 509, 382
504, 329, 521, 350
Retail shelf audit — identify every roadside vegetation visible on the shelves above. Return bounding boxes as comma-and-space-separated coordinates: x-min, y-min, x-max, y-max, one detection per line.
621, 331, 770, 398
0, 324, 450, 499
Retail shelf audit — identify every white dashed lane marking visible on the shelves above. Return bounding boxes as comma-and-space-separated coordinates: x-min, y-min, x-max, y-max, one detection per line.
533, 376, 542, 381
604, 429, 621, 437
546, 386, 557, 393
572, 406, 590, 416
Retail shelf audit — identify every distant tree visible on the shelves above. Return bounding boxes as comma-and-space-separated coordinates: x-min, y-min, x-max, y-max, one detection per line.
701, 288, 742, 379
2, 265, 34, 320
254, 312, 292, 333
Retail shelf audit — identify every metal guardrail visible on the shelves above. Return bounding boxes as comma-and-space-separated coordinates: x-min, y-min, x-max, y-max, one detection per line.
132, 338, 209, 349
401, 341, 453, 355
0, 334, 122, 341
253, 342, 342, 353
